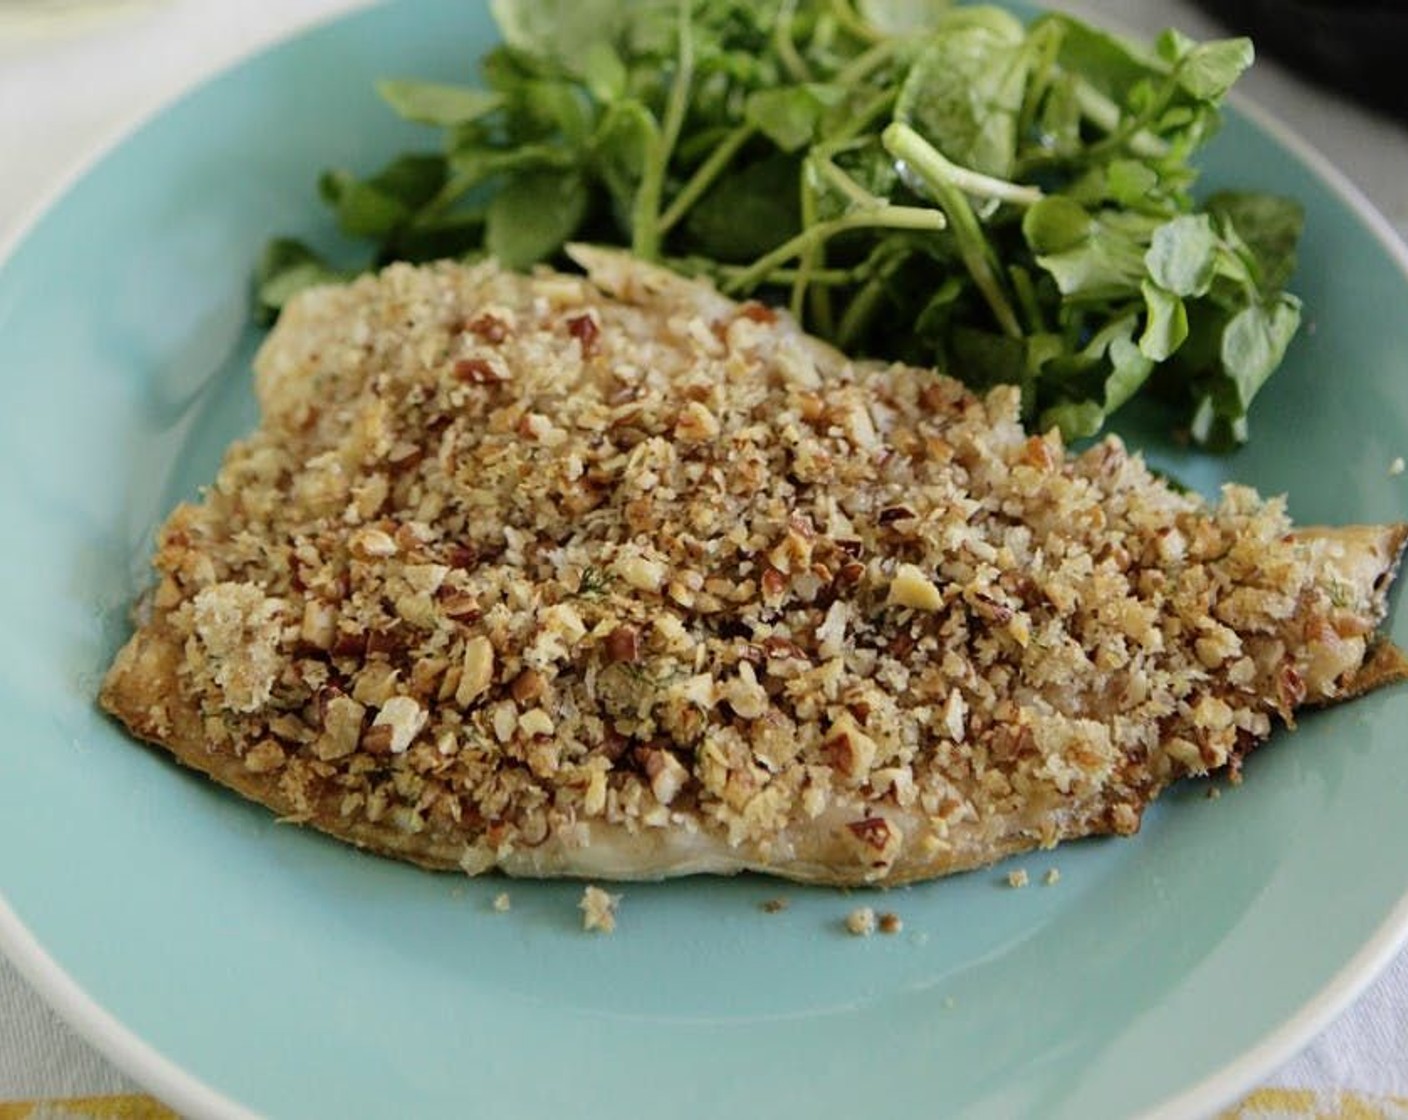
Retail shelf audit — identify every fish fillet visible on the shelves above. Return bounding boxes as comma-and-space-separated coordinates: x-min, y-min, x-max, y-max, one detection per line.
99, 248, 1407, 886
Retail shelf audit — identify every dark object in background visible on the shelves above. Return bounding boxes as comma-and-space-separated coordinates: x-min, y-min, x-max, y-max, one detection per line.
1193, 0, 1408, 121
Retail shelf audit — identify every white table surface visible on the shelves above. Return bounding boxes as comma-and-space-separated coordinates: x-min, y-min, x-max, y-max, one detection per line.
1, 0, 1407, 1112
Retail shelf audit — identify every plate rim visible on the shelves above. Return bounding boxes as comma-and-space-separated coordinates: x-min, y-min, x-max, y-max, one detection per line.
1, 6, 1406, 1119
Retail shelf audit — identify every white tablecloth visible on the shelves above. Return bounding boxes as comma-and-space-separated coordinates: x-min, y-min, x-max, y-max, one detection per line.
2, 2, 1406, 1116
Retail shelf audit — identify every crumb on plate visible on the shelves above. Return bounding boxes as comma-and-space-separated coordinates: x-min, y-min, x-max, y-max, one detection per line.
761, 897, 789, 914
1043, 868, 1061, 886
878, 911, 903, 934
492, 891, 511, 912
1007, 868, 1029, 889
845, 906, 876, 936
580, 885, 619, 933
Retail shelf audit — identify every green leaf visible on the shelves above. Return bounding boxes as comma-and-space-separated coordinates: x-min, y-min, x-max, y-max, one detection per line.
684, 154, 802, 263
254, 239, 350, 323
858, 0, 956, 36
392, 211, 487, 264
376, 80, 502, 127
1037, 73, 1083, 160
592, 99, 659, 216
1037, 12, 1164, 106
1105, 159, 1159, 207
1022, 196, 1091, 254
949, 325, 1029, 391
1154, 27, 1197, 66
745, 84, 845, 154
912, 274, 968, 339
448, 142, 576, 189
520, 80, 595, 145
1206, 190, 1304, 293
1027, 206, 1159, 301
1103, 314, 1156, 410
582, 41, 629, 103
896, 6, 1029, 179
1138, 279, 1188, 361
319, 155, 447, 239
485, 169, 590, 269
1176, 38, 1253, 101
1039, 398, 1105, 440
1220, 293, 1301, 409
1189, 394, 1248, 449
489, 0, 625, 61
320, 170, 410, 239
369, 153, 448, 209
1145, 213, 1218, 297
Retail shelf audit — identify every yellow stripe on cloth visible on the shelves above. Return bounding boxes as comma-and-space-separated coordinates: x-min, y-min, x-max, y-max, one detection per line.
1, 1087, 1405, 1120
0, 1096, 178, 1120
1220, 1088, 1408, 1119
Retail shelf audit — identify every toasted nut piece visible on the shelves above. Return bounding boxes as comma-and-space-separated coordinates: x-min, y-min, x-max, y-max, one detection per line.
605, 625, 640, 664
349, 527, 397, 559
642, 748, 689, 805
889, 563, 944, 610
300, 599, 337, 650
372, 695, 427, 754
519, 708, 555, 738
243, 739, 286, 774
316, 695, 367, 761
823, 713, 877, 785
511, 669, 546, 704
674, 401, 720, 443
614, 550, 666, 593
457, 636, 495, 707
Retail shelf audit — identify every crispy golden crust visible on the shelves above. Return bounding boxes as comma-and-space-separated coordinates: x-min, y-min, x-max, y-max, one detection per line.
99, 252, 1406, 886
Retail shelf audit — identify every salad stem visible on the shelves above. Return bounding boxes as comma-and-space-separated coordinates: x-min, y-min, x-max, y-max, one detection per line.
834, 39, 896, 88
827, 0, 883, 44
884, 122, 1043, 207
1072, 81, 1171, 160
725, 205, 947, 295
774, 0, 813, 83
659, 124, 756, 236
632, 0, 695, 259
883, 123, 1024, 338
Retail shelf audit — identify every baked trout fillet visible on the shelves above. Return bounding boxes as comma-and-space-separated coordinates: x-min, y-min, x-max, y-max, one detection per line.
100, 248, 1407, 886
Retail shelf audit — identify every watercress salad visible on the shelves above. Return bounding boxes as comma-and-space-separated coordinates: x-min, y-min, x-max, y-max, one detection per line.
258, 0, 1305, 449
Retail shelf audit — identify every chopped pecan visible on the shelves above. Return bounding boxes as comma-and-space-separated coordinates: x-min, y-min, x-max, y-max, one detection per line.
605, 625, 641, 664
465, 313, 509, 344
454, 357, 503, 384
847, 816, 892, 852
567, 313, 599, 357
878, 505, 915, 525
511, 669, 546, 704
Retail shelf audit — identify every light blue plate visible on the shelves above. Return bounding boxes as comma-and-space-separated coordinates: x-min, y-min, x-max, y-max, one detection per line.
1, 4, 1406, 1118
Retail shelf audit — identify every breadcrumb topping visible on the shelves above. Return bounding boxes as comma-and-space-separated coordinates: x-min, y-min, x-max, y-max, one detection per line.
110, 252, 1403, 884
